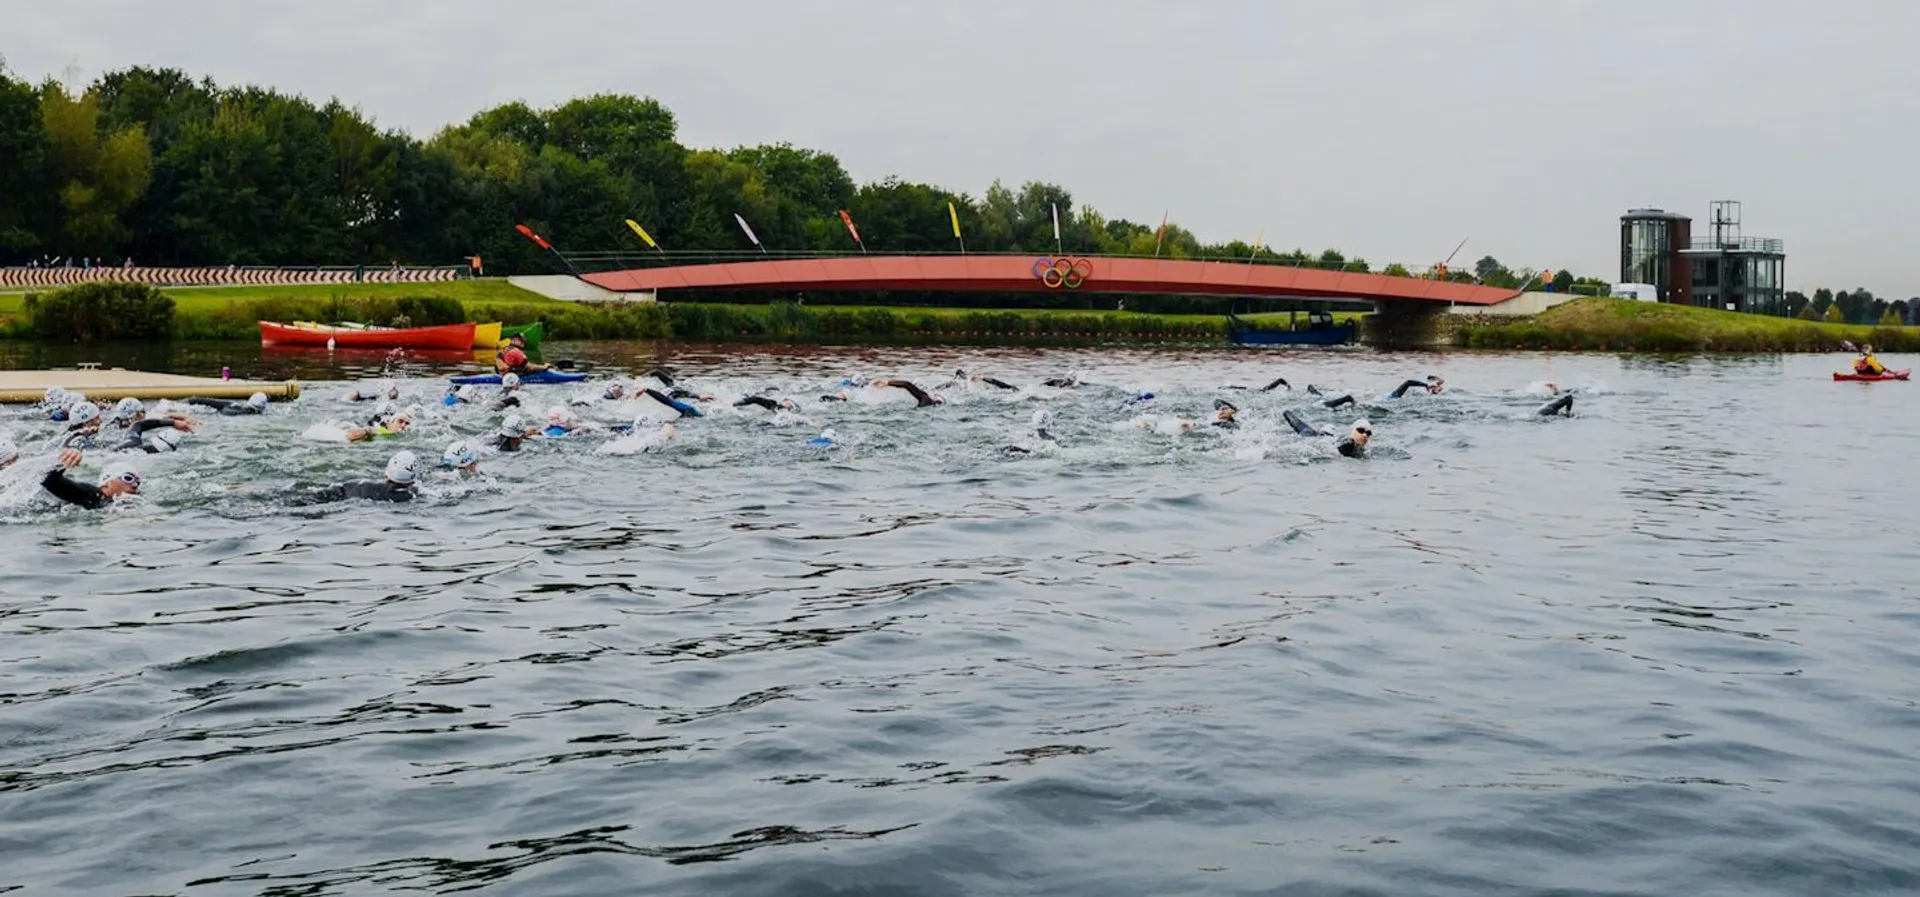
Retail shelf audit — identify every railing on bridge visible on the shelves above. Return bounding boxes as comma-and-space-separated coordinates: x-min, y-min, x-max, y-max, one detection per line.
556, 249, 1462, 280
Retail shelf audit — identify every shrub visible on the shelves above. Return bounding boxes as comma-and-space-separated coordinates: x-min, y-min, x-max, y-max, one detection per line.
27, 282, 175, 341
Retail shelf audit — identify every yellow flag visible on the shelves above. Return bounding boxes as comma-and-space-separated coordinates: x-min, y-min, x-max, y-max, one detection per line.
948, 202, 962, 239
625, 219, 658, 249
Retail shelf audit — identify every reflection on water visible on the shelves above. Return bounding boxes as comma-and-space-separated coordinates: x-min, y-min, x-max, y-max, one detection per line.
2, 347, 1919, 897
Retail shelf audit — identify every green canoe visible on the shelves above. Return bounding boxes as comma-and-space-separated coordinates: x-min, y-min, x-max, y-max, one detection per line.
502, 321, 545, 350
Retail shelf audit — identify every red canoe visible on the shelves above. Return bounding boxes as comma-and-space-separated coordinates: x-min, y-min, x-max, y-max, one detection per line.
1833, 368, 1910, 382
259, 321, 477, 350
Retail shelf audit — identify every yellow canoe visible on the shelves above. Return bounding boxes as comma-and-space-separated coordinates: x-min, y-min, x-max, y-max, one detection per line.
472, 322, 502, 348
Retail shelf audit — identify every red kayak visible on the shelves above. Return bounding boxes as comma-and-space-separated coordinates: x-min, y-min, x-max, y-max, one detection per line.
1833, 368, 1910, 382
259, 321, 477, 350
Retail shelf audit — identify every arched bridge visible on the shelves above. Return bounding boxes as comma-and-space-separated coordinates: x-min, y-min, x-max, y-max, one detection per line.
581, 254, 1521, 305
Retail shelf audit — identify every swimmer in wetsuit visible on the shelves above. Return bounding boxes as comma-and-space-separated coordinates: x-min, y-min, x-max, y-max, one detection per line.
1283, 410, 1370, 458
1041, 372, 1083, 389
873, 379, 942, 407
112, 416, 196, 453
493, 413, 535, 452
1538, 394, 1574, 417
1259, 376, 1291, 392
40, 448, 142, 509
735, 395, 798, 413
440, 440, 480, 475
494, 373, 524, 410
950, 369, 1019, 391
345, 381, 399, 402
1003, 409, 1062, 455
58, 402, 105, 448
643, 387, 705, 418
1211, 399, 1241, 429
297, 450, 418, 504
344, 410, 413, 443
185, 392, 270, 415
1389, 375, 1445, 398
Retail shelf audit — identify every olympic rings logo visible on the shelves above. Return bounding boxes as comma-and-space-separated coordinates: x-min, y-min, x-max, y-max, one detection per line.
1032, 256, 1094, 289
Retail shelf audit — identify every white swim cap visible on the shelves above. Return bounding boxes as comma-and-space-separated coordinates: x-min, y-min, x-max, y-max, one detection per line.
248, 392, 268, 409
385, 450, 418, 484
68, 402, 100, 426
374, 400, 399, 420
43, 387, 66, 404
456, 384, 477, 401
502, 373, 522, 389
546, 406, 566, 426
442, 440, 476, 469
499, 414, 524, 437
147, 428, 182, 452
112, 397, 143, 421
1352, 418, 1373, 433
1032, 408, 1054, 428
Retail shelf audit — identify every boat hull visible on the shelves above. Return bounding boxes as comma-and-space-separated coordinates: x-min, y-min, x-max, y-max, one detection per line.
259, 321, 477, 350
1833, 369, 1910, 381
472, 322, 502, 348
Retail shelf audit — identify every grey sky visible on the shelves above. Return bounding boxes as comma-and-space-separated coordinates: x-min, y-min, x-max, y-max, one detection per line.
9, 0, 1916, 294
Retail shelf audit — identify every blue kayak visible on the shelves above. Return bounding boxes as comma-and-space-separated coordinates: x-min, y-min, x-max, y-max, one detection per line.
449, 370, 590, 385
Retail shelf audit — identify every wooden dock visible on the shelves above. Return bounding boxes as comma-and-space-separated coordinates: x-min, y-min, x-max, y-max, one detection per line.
0, 367, 301, 404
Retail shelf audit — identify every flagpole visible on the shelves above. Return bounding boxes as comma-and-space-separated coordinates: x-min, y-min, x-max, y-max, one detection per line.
1052, 202, 1063, 256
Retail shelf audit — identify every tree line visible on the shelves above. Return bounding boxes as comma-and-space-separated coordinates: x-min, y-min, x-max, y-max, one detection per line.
0, 61, 1616, 288
1785, 288, 1914, 327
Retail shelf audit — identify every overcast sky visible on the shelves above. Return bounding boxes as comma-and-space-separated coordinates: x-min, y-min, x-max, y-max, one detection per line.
9, 0, 1916, 294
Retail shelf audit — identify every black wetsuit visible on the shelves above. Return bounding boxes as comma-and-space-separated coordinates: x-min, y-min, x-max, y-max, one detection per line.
881, 381, 939, 407
1320, 394, 1356, 410
1259, 377, 1291, 392
495, 394, 521, 410
1284, 409, 1362, 457
644, 388, 703, 418
735, 396, 785, 412
185, 397, 263, 415
818, 393, 848, 403
114, 419, 181, 452
1042, 377, 1078, 389
1336, 438, 1364, 458
41, 469, 110, 509
1306, 384, 1325, 397
1538, 394, 1574, 417
646, 368, 676, 387
1390, 379, 1435, 399
494, 433, 524, 453
300, 480, 415, 504
1003, 427, 1060, 455
977, 376, 1017, 391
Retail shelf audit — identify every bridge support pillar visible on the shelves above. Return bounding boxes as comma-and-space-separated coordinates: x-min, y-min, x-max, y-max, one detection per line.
1363, 300, 1449, 349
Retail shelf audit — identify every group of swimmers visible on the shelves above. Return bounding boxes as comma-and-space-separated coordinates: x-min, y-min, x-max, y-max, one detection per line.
5, 365, 1580, 512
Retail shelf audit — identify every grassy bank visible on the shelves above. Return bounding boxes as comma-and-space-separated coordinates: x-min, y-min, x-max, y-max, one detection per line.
1457, 297, 1920, 352
0, 281, 1341, 344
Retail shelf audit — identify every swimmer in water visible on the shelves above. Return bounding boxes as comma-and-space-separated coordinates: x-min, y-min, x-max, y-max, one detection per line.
185, 392, 270, 415
1210, 399, 1241, 429
112, 415, 197, 453
59, 401, 105, 448
1317, 393, 1357, 410
442, 384, 481, 407
1283, 410, 1371, 458
1259, 376, 1291, 392
642, 367, 677, 388
1389, 375, 1445, 398
949, 369, 1019, 391
873, 379, 942, 407
440, 440, 480, 475
1042, 373, 1083, 389
494, 373, 524, 409
297, 450, 419, 504
345, 409, 412, 443
735, 395, 799, 413
1002, 409, 1062, 455
41, 447, 142, 509
542, 406, 585, 437
642, 387, 705, 418
345, 380, 399, 402
1538, 394, 1574, 417
494, 413, 536, 452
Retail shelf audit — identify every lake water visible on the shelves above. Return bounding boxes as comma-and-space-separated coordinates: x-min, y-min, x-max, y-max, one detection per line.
2, 345, 1917, 896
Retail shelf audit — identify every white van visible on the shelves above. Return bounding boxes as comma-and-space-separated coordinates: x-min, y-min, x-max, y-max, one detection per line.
1610, 283, 1658, 302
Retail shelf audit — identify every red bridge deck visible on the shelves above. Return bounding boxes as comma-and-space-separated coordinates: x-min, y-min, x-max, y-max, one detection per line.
583, 255, 1520, 305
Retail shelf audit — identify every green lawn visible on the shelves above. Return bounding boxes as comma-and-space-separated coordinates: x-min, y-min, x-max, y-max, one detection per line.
1459, 296, 1917, 351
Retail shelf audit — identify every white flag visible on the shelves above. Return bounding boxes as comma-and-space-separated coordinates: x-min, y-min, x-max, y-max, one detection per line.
733, 213, 760, 246
1051, 203, 1061, 241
